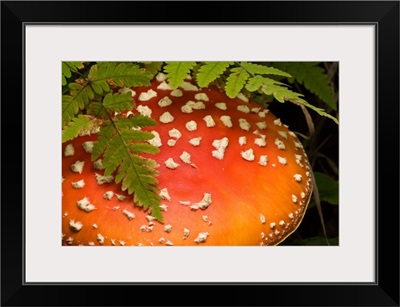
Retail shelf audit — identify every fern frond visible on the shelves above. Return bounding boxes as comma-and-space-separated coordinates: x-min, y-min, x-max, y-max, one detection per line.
62, 82, 94, 127
91, 114, 162, 221
89, 62, 153, 94
241, 62, 292, 78
114, 115, 157, 130
272, 62, 337, 110
62, 115, 94, 143
225, 67, 250, 98
62, 62, 83, 86
196, 62, 233, 88
116, 155, 161, 219
91, 121, 114, 161
102, 92, 133, 113
163, 62, 197, 88
143, 62, 163, 76
246, 76, 339, 124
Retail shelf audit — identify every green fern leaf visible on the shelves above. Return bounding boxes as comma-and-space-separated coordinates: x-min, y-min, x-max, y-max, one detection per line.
114, 115, 157, 130
241, 62, 292, 78
91, 115, 162, 221
62, 82, 94, 127
62, 62, 83, 86
91, 121, 114, 161
164, 62, 197, 88
196, 62, 233, 88
143, 62, 163, 76
128, 143, 160, 155
246, 76, 338, 124
62, 115, 94, 143
86, 101, 110, 119
225, 67, 250, 98
102, 92, 133, 113
116, 155, 161, 219
272, 62, 336, 110
88, 62, 153, 94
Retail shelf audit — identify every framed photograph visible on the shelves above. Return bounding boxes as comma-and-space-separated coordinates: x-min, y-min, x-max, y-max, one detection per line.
1, 1, 399, 306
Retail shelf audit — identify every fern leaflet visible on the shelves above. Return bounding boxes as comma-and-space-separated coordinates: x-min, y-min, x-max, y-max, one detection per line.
225, 67, 250, 98
89, 62, 153, 94
102, 92, 133, 113
272, 62, 337, 110
164, 62, 197, 88
91, 115, 162, 221
246, 76, 338, 124
62, 62, 83, 86
241, 62, 292, 78
196, 62, 233, 88
62, 83, 95, 127
62, 115, 94, 143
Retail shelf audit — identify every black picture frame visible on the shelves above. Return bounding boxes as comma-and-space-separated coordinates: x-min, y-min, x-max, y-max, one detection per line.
1, 1, 399, 306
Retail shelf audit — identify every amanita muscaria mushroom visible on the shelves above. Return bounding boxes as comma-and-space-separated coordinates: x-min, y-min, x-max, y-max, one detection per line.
62, 73, 313, 246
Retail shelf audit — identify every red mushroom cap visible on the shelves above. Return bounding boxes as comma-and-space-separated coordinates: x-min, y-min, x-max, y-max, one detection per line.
62, 74, 312, 246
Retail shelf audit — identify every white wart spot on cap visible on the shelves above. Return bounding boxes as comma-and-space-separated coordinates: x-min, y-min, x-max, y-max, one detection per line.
236, 92, 249, 103
254, 137, 266, 147
183, 228, 190, 240
164, 224, 172, 233
159, 111, 174, 123
212, 137, 229, 160
194, 193, 212, 210
179, 81, 199, 91
82, 141, 94, 153
294, 174, 302, 182
70, 161, 85, 174
95, 173, 114, 185
165, 158, 180, 169
159, 188, 171, 201
77, 197, 96, 212
237, 105, 250, 113
194, 232, 209, 243
169, 128, 182, 139
258, 109, 269, 118
156, 72, 167, 82
277, 156, 287, 165
103, 191, 114, 200
215, 102, 227, 110
189, 137, 202, 146
203, 115, 216, 127
71, 179, 85, 189
195, 93, 209, 101
260, 214, 266, 224
256, 122, 267, 130
241, 148, 255, 161
171, 89, 183, 97
258, 155, 268, 166
220, 115, 233, 128
238, 136, 247, 146
180, 151, 196, 167
158, 96, 173, 107
69, 219, 83, 232
64, 144, 75, 157
122, 209, 135, 220
239, 118, 251, 131
275, 138, 286, 150
157, 81, 172, 90
137, 105, 153, 117
278, 131, 288, 139
273, 118, 282, 126
97, 233, 105, 245
138, 89, 157, 101
93, 159, 104, 170
148, 131, 162, 147
185, 120, 198, 131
